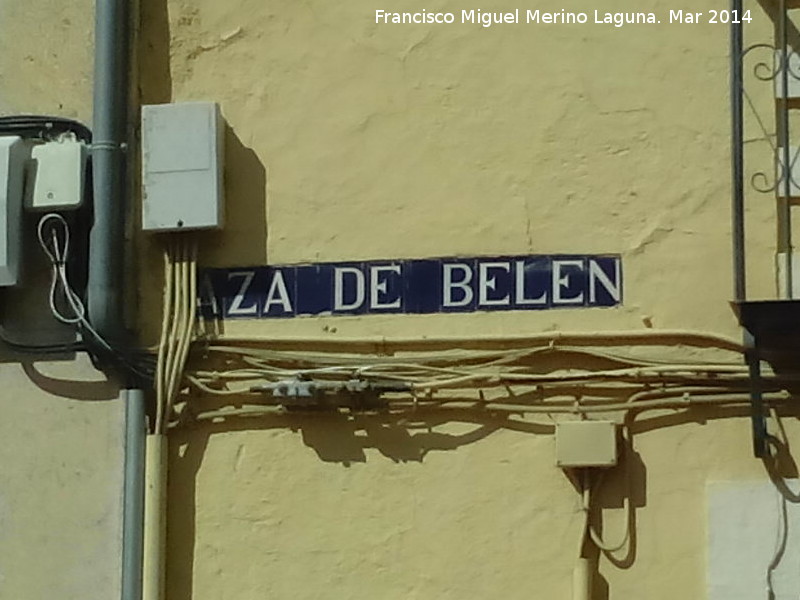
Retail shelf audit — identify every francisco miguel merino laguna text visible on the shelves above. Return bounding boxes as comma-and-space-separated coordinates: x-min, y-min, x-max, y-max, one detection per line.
377, 9, 665, 27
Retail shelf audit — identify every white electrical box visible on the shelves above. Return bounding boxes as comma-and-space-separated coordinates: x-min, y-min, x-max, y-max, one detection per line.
26, 137, 87, 211
0, 137, 27, 286
141, 102, 225, 231
555, 420, 618, 468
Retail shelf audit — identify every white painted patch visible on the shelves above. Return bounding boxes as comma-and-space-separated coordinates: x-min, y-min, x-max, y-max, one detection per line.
708, 480, 800, 600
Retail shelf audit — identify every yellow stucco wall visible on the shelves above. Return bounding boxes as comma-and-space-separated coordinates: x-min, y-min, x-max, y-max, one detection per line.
136, 1, 792, 599
0, 0, 797, 598
138, 0, 778, 334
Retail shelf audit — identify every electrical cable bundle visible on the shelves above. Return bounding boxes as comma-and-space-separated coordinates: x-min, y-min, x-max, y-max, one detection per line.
174, 336, 794, 427
154, 235, 198, 434
0, 115, 92, 143
186, 340, 756, 398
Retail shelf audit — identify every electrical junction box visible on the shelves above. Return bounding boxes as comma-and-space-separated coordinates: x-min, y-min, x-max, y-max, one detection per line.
26, 137, 87, 211
0, 136, 28, 286
555, 420, 618, 468
141, 102, 225, 232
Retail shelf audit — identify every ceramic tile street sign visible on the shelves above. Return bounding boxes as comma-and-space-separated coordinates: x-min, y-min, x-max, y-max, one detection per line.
199, 255, 621, 319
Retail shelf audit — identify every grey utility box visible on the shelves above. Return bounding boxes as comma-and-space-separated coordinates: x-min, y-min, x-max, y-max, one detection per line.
141, 102, 225, 231
555, 420, 618, 468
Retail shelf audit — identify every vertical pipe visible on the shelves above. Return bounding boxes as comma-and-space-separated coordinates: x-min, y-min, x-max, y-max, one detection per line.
731, 0, 746, 302
744, 331, 769, 457
92, 3, 143, 596
90, 0, 130, 340
779, 0, 794, 298
143, 435, 167, 600
572, 557, 591, 600
122, 390, 146, 600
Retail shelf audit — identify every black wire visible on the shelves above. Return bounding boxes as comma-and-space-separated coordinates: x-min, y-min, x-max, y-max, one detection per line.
0, 326, 85, 355
79, 324, 157, 388
0, 323, 155, 377
0, 115, 92, 143
0, 116, 156, 386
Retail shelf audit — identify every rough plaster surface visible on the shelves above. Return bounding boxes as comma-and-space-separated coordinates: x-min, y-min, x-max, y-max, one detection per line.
137, 0, 779, 340
0, 0, 93, 122
0, 0, 793, 599
0, 357, 123, 600
133, 1, 794, 598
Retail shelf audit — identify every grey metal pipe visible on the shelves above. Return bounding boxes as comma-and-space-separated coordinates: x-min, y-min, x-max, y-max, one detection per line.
121, 389, 146, 600
91, 2, 144, 599
572, 557, 591, 600
730, 0, 745, 302
90, 0, 130, 340
779, 0, 794, 299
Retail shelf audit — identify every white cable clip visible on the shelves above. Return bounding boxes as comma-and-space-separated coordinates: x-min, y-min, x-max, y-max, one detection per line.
90, 140, 127, 153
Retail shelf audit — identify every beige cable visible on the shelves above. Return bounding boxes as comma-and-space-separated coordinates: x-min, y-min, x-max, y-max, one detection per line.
166, 238, 197, 420
155, 234, 199, 433
207, 329, 744, 351
183, 392, 790, 425
164, 238, 186, 405
586, 470, 631, 554
154, 243, 174, 434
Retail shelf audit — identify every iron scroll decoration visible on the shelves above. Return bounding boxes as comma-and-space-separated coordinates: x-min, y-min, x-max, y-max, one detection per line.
740, 43, 800, 195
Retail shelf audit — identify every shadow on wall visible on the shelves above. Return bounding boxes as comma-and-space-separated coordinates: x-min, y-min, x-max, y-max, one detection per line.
165, 411, 554, 600
137, 0, 267, 343
762, 410, 800, 501
21, 362, 118, 401
193, 127, 268, 339
203, 128, 268, 268
163, 401, 791, 600
168, 430, 208, 600
183, 410, 555, 464
756, 0, 800, 49
138, 0, 268, 271
138, 0, 171, 106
